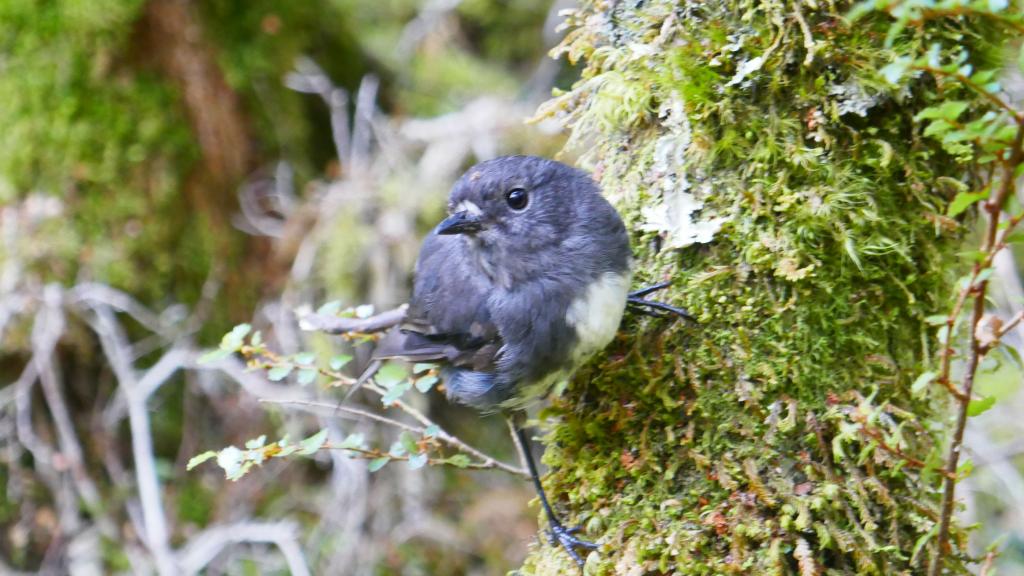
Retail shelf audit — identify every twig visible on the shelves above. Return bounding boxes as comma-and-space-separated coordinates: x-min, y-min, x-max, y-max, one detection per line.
177, 520, 310, 576
262, 398, 528, 477
82, 298, 179, 573
259, 398, 426, 436
978, 549, 997, 575
325, 444, 521, 473
297, 304, 407, 334
32, 286, 106, 518
996, 310, 1024, 338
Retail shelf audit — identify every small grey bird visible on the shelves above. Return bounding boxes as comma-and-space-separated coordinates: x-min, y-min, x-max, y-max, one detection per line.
370, 155, 689, 566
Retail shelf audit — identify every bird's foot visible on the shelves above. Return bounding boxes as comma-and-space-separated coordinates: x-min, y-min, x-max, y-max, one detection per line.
545, 520, 597, 569
627, 281, 695, 321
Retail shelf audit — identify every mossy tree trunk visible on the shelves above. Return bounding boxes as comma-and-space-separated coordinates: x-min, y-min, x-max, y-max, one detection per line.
524, 1, 1004, 574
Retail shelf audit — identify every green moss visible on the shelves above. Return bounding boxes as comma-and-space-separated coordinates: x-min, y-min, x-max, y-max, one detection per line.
522, 1, 1007, 573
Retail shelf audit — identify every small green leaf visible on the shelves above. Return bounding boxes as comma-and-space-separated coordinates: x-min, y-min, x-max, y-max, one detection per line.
316, 300, 342, 316
355, 304, 375, 318
922, 119, 953, 139
924, 315, 948, 326
967, 396, 996, 417
957, 250, 986, 263
1002, 344, 1023, 370
389, 440, 407, 458
947, 190, 988, 217
368, 457, 389, 472
293, 352, 315, 365
197, 348, 233, 364
915, 101, 968, 122
412, 363, 434, 374
975, 268, 994, 284
880, 57, 910, 84
970, 70, 997, 85
414, 375, 438, 393
376, 363, 408, 387
245, 435, 267, 450
226, 462, 253, 481
267, 365, 294, 382
338, 433, 365, 450
423, 424, 441, 438
446, 454, 471, 468
381, 381, 411, 406
330, 354, 353, 371
187, 451, 217, 470
298, 429, 329, 455
250, 330, 263, 347
910, 526, 938, 564
956, 458, 974, 478
408, 453, 428, 470
297, 368, 318, 386
911, 371, 936, 395
275, 438, 299, 457
399, 431, 419, 455
219, 323, 252, 352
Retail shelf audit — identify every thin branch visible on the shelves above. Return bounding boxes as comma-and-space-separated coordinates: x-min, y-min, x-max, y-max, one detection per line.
177, 521, 310, 576
997, 309, 1024, 338
80, 297, 178, 573
262, 398, 527, 477
32, 286, 106, 516
259, 398, 426, 437
325, 444, 522, 473
297, 304, 407, 335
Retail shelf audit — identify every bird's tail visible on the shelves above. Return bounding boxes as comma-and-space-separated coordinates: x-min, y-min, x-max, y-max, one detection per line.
342, 329, 450, 403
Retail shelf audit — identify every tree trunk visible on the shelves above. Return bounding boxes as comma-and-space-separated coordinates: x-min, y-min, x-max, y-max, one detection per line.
523, 2, 997, 574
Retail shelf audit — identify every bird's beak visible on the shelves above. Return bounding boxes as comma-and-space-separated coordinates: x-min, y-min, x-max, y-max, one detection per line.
436, 211, 483, 235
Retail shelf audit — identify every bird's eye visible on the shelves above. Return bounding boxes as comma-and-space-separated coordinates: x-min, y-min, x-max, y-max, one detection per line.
505, 188, 528, 210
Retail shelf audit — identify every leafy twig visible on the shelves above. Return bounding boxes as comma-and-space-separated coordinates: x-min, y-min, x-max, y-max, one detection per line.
262, 398, 527, 477
930, 122, 1024, 576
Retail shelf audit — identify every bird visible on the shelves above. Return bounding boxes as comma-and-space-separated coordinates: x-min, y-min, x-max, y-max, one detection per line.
367, 155, 690, 567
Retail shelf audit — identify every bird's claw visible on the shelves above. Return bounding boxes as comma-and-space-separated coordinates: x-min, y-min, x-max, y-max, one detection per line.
546, 521, 597, 568
627, 281, 695, 321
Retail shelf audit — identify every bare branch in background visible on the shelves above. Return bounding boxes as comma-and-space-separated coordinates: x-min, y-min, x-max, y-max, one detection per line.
31, 286, 106, 525
397, 0, 464, 57
350, 74, 380, 173
178, 521, 310, 576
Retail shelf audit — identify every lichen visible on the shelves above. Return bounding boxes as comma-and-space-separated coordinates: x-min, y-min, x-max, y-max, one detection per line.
522, 1, 1005, 573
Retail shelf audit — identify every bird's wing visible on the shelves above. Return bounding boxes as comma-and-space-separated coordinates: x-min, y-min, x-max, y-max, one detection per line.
372, 233, 502, 372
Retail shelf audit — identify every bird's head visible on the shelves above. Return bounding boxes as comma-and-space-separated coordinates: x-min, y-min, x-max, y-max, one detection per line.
436, 156, 596, 253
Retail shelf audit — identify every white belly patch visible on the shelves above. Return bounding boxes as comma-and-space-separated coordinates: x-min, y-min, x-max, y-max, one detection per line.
565, 271, 631, 360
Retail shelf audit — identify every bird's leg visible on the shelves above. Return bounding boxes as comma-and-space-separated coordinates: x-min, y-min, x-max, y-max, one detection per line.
627, 280, 695, 321
508, 417, 597, 569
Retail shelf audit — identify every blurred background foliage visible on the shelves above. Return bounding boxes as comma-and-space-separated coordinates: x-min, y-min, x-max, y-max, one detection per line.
1, 0, 1023, 574
0, 0, 568, 573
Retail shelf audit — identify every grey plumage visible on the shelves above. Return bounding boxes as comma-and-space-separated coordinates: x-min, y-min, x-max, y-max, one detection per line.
373, 155, 632, 409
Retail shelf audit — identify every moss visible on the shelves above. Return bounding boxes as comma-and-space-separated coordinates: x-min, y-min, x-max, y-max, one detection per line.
522, 1, 1005, 574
